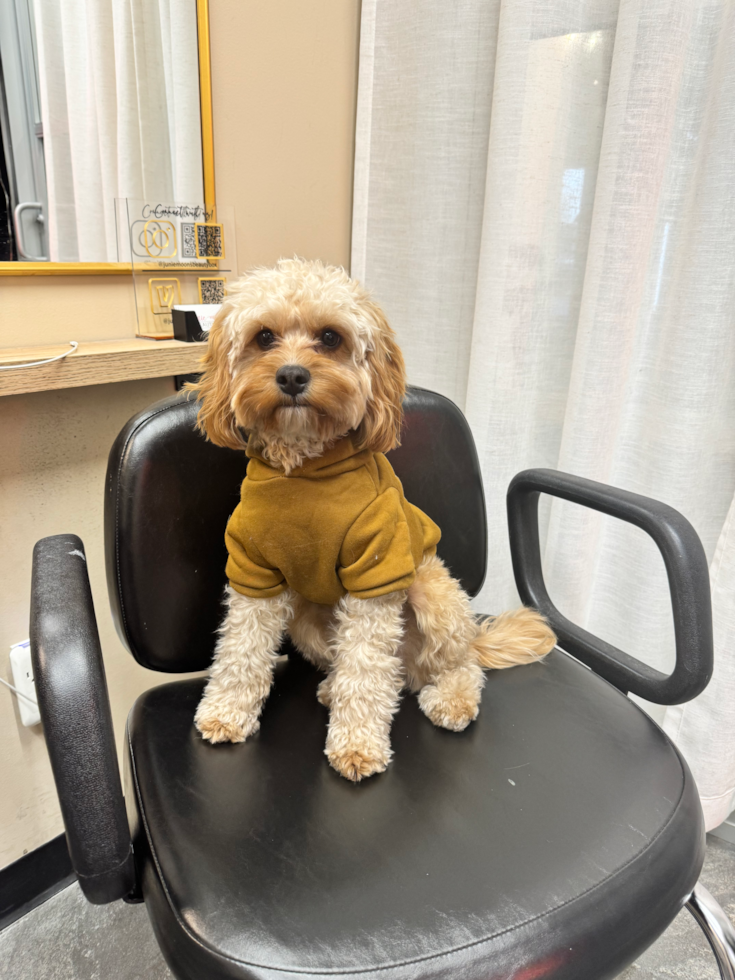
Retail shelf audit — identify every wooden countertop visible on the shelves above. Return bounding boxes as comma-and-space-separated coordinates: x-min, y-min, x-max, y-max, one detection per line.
0, 338, 207, 396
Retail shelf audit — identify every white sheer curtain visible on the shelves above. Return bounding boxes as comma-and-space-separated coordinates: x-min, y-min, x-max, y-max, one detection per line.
33, 0, 203, 261
353, 0, 735, 831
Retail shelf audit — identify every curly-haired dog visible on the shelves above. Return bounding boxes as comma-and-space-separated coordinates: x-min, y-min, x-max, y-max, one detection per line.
191, 258, 556, 781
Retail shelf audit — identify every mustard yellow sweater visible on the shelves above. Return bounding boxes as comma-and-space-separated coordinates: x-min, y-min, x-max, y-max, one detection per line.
225, 435, 441, 605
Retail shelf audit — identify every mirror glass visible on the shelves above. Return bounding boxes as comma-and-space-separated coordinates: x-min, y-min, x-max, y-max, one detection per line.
0, 0, 203, 264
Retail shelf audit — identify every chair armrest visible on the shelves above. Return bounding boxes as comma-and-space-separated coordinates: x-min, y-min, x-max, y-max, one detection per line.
30, 534, 135, 903
507, 469, 713, 705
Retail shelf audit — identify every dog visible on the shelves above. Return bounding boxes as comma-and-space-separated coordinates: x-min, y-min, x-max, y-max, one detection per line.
190, 258, 556, 781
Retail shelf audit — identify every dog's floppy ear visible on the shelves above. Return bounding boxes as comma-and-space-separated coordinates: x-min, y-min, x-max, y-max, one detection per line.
186, 312, 247, 451
358, 301, 407, 454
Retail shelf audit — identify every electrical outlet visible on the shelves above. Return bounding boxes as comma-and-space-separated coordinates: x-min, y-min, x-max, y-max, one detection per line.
9, 640, 41, 727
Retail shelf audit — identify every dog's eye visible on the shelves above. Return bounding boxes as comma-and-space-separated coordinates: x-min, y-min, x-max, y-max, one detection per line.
256, 329, 276, 349
320, 329, 341, 349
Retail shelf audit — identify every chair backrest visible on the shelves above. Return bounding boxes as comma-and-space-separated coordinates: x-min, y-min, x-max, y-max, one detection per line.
105, 386, 487, 672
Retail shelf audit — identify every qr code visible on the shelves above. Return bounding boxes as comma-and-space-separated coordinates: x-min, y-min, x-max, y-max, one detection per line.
195, 222, 224, 258
198, 278, 226, 304
181, 223, 196, 258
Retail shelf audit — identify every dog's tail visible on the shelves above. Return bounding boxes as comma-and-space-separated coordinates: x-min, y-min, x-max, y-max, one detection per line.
472, 607, 556, 670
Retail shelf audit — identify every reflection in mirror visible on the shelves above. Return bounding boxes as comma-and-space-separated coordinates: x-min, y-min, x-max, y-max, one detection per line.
0, 0, 203, 264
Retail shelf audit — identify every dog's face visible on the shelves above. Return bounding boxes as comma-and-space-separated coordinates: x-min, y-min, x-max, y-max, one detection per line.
194, 259, 406, 470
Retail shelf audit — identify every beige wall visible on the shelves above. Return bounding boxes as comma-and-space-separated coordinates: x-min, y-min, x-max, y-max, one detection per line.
0, 379, 178, 865
0, 0, 360, 869
210, 0, 360, 272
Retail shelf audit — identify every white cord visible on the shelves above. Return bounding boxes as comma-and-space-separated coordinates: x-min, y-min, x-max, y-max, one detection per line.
0, 340, 78, 371
0, 676, 38, 706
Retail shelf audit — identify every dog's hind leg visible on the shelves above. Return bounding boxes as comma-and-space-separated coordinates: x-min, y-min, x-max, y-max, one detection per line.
408, 553, 482, 674
325, 592, 405, 781
408, 554, 554, 732
288, 594, 336, 669
416, 663, 485, 731
287, 594, 339, 706
195, 585, 295, 743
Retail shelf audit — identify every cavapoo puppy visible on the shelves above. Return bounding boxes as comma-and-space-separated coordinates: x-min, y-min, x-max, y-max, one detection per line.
191, 258, 555, 781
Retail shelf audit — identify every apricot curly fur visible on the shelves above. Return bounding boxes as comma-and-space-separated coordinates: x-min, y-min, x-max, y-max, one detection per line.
193, 258, 556, 779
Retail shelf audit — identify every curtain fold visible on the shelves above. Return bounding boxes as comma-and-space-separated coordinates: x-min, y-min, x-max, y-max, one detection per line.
33, 0, 203, 262
353, 0, 735, 829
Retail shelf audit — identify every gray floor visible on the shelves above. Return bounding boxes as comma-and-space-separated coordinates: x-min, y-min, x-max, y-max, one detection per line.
2, 836, 734, 980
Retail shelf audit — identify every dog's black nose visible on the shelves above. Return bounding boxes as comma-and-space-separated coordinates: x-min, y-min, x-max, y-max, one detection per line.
276, 364, 311, 397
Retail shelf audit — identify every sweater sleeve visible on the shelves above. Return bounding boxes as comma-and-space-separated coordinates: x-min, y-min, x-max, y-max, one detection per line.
339, 487, 417, 599
225, 504, 287, 599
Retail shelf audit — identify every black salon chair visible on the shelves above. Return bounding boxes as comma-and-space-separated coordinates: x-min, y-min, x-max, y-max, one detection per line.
30, 387, 735, 980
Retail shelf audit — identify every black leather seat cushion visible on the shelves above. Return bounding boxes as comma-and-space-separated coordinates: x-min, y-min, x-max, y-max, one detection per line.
126, 649, 703, 980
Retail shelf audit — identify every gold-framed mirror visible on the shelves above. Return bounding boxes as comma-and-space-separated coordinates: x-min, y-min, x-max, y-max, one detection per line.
0, 0, 214, 276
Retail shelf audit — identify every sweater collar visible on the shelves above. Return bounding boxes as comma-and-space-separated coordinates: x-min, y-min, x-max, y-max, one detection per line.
245, 433, 371, 479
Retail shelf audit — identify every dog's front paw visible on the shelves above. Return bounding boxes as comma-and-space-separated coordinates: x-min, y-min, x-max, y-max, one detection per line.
326, 747, 388, 782
418, 684, 479, 732
325, 723, 391, 781
195, 698, 260, 744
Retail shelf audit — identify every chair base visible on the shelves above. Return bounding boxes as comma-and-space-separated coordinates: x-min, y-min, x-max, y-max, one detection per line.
687, 884, 735, 979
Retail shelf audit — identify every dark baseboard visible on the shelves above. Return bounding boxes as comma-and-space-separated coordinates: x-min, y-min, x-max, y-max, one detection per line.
0, 834, 75, 932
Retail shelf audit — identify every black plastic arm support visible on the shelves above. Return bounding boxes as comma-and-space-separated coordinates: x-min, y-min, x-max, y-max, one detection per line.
30, 534, 136, 904
507, 469, 713, 705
